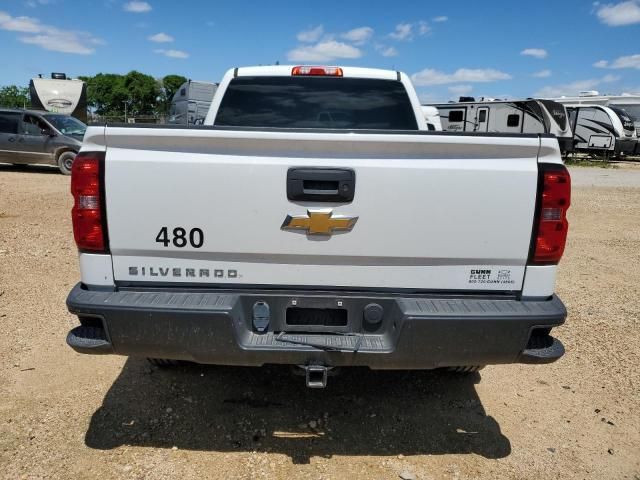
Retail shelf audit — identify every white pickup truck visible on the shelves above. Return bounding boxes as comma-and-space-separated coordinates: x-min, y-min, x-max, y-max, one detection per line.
66, 65, 570, 387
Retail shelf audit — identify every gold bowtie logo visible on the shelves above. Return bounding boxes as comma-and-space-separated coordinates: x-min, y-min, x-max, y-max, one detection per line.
281, 209, 358, 235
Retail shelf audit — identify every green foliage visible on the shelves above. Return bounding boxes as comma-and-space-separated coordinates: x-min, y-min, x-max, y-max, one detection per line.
0, 85, 30, 108
162, 75, 187, 101
123, 71, 160, 116
79, 73, 128, 116
563, 156, 618, 168
77, 71, 187, 117
158, 74, 187, 114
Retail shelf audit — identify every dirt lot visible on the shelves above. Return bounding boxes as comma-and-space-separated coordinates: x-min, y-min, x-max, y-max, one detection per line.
0, 163, 639, 480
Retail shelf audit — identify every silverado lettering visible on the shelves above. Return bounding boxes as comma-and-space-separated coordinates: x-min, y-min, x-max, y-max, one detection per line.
128, 267, 238, 278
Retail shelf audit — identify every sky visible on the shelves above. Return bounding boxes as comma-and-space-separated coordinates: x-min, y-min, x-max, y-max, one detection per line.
1, 0, 639, 102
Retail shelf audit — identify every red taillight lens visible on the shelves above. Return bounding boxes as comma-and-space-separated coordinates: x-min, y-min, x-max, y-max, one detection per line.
532, 164, 571, 264
291, 66, 343, 77
71, 152, 107, 253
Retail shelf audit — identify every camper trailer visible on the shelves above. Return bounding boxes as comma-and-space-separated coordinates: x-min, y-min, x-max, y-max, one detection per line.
29, 73, 87, 123
564, 104, 637, 156
168, 80, 218, 125
551, 92, 640, 150
430, 98, 573, 152
420, 106, 442, 131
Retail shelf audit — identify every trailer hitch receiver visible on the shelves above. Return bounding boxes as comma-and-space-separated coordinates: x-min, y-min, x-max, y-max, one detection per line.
304, 365, 329, 388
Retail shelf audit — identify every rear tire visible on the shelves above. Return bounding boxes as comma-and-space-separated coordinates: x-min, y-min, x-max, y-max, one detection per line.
446, 365, 485, 373
147, 358, 181, 367
57, 151, 75, 175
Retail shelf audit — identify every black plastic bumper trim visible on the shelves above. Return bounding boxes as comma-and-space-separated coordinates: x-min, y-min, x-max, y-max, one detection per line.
518, 335, 565, 364
66, 283, 566, 369
66, 325, 113, 355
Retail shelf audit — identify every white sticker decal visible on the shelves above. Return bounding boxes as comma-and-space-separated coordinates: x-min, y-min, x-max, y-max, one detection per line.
468, 269, 516, 286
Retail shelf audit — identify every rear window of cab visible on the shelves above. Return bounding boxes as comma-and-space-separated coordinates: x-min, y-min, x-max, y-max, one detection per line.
215, 76, 418, 130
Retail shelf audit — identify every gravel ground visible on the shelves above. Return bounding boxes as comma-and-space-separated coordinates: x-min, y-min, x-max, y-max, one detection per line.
570, 164, 640, 188
0, 163, 639, 480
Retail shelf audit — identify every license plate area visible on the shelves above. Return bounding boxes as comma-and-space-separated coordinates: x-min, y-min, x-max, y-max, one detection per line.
239, 294, 400, 334
286, 307, 347, 327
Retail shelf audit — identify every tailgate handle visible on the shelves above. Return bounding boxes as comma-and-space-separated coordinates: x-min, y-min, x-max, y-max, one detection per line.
287, 168, 355, 202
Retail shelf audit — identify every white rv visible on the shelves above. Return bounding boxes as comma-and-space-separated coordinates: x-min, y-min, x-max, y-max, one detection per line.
168, 80, 218, 125
420, 106, 442, 131
552, 92, 640, 154
429, 98, 573, 152
29, 73, 87, 122
564, 104, 637, 156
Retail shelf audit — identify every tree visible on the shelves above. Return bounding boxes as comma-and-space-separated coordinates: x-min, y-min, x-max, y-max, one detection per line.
0, 85, 30, 108
123, 70, 160, 116
158, 74, 187, 114
79, 73, 128, 116
162, 75, 187, 102
78, 71, 185, 118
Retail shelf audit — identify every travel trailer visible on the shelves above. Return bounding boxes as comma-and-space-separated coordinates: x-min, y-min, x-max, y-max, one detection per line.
168, 80, 218, 125
29, 73, 87, 123
564, 104, 637, 156
429, 98, 573, 152
551, 92, 640, 142
420, 106, 442, 131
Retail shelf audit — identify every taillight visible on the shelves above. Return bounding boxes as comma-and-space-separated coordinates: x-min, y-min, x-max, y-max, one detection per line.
531, 164, 571, 264
291, 66, 343, 77
71, 152, 108, 253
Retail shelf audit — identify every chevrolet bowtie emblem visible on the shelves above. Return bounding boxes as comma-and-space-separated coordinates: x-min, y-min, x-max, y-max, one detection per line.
281, 209, 358, 235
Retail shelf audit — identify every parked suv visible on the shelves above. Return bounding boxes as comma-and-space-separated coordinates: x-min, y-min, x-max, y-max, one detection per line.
0, 109, 86, 174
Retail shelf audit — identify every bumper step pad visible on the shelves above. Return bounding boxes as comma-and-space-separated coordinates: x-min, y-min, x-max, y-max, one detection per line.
244, 331, 388, 352
66, 325, 112, 354
519, 335, 565, 364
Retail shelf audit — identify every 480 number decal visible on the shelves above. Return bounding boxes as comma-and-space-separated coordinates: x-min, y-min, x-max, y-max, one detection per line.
156, 227, 204, 248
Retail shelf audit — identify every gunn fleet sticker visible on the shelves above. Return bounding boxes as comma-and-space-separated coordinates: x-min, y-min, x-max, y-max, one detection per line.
468, 269, 516, 285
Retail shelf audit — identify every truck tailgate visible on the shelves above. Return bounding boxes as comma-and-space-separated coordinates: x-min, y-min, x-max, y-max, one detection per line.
101, 127, 546, 292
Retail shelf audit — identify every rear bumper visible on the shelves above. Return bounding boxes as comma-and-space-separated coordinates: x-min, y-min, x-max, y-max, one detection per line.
66, 283, 566, 369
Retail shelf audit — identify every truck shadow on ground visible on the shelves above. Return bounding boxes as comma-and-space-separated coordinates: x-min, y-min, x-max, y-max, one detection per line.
84, 358, 511, 464
0, 163, 59, 175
